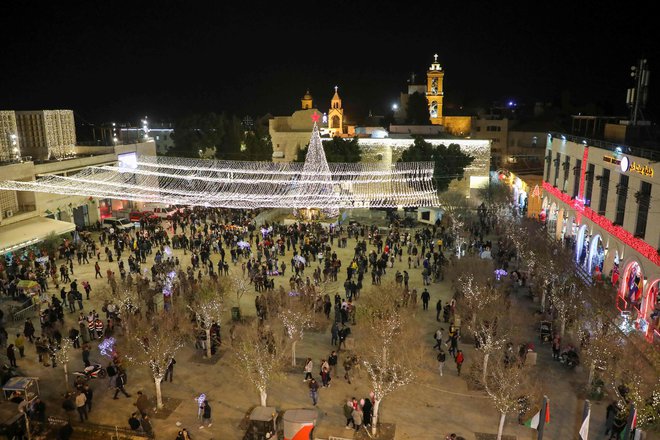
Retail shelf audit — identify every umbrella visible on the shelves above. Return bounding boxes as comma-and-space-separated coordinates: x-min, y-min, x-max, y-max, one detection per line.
237, 241, 251, 250
16, 280, 39, 289
294, 255, 306, 264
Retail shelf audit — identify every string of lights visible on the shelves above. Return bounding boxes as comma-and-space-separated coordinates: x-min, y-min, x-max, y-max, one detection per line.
0, 122, 439, 209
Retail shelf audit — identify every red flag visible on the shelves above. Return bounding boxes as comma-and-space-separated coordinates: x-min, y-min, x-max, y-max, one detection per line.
545, 400, 550, 424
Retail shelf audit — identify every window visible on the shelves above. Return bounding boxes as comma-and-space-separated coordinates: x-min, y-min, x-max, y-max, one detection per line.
545, 153, 552, 182
476, 127, 481, 132
598, 169, 610, 216
634, 181, 652, 238
562, 156, 571, 191
614, 174, 629, 225
573, 159, 581, 198
553, 153, 561, 187
584, 164, 595, 206
486, 126, 502, 132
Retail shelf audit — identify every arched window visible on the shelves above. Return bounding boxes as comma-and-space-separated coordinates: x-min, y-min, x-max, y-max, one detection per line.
331, 115, 340, 128
429, 101, 438, 118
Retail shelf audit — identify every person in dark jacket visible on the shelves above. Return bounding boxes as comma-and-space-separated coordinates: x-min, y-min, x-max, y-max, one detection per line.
201, 400, 212, 427
6, 344, 17, 367
362, 398, 373, 427
128, 412, 142, 430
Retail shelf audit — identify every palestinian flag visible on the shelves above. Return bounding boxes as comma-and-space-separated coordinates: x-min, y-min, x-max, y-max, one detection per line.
524, 400, 550, 429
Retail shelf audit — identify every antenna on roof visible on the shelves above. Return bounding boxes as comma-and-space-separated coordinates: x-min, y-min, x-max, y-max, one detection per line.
627, 59, 650, 126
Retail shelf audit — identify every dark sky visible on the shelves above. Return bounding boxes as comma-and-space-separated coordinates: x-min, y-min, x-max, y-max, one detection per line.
2, 1, 659, 124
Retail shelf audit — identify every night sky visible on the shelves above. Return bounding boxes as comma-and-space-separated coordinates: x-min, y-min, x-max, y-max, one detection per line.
2, 1, 659, 124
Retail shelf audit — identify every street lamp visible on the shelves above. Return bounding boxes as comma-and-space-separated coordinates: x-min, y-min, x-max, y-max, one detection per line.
392, 104, 398, 111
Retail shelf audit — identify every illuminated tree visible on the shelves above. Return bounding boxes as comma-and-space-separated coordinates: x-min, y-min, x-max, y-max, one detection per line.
128, 311, 187, 409
231, 321, 286, 407
279, 302, 313, 367
451, 259, 499, 328
474, 319, 507, 385
188, 282, 225, 358
54, 338, 74, 392
549, 279, 583, 337
483, 354, 535, 440
358, 284, 420, 435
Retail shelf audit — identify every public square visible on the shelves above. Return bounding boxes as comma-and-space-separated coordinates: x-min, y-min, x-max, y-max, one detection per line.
2, 206, 637, 440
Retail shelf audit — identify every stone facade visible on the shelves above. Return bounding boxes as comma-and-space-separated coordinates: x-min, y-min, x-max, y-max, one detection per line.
0, 111, 19, 162
15, 109, 76, 160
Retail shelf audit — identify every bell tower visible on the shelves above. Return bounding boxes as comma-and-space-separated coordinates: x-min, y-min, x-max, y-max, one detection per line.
426, 54, 444, 125
301, 90, 313, 109
328, 86, 344, 136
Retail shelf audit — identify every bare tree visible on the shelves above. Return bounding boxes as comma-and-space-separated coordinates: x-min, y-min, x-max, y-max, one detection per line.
127, 311, 187, 409
188, 282, 225, 358
231, 321, 287, 407
279, 300, 313, 367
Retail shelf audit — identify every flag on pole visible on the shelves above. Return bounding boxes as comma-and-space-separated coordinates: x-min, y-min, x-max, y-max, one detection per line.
620, 404, 637, 440
579, 401, 591, 440
524, 399, 550, 429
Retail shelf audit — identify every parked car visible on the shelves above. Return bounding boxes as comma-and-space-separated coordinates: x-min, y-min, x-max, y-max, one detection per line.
101, 217, 135, 231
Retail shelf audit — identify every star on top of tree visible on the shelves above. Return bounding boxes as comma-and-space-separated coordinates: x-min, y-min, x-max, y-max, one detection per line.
311, 112, 320, 122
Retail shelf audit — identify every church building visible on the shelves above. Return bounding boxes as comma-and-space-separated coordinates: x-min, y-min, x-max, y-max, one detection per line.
269, 88, 348, 162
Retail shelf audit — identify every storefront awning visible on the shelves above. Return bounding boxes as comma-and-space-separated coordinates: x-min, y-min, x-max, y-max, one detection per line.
0, 217, 75, 255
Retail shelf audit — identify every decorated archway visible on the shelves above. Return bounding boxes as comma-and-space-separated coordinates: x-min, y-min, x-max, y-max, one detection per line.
618, 260, 644, 310
587, 234, 605, 277
640, 279, 660, 341
575, 224, 588, 264
548, 202, 558, 234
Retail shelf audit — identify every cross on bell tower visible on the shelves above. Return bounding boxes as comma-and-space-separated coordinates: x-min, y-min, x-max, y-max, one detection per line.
427, 53, 444, 125
328, 85, 344, 137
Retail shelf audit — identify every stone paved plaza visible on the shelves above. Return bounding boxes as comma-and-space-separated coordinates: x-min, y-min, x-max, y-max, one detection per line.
0, 212, 612, 440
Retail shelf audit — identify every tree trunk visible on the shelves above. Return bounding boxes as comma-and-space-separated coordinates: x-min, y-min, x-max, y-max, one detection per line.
540, 289, 546, 313
155, 377, 164, 409
588, 361, 595, 388
472, 312, 477, 327
560, 318, 566, 337
291, 341, 297, 367
497, 411, 506, 440
205, 328, 212, 358
64, 363, 70, 392
260, 389, 267, 407
482, 353, 489, 384
371, 398, 381, 435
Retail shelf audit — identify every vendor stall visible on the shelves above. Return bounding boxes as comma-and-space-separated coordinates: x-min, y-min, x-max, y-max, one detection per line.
2, 377, 40, 404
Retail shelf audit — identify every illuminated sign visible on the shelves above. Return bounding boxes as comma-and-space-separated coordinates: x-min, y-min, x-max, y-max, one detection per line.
603, 155, 621, 165
627, 159, 654, 177
620, 156, 630, 172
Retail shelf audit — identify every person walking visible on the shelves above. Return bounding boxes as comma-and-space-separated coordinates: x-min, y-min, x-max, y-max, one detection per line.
328, 351, 338, 377
83, 384, 93, 413
433, 328, 443, 349
331, 322, 339, 346
437, 349, 446, 376
23, 319, 35, 343
134, 391, 150, 417
82, 344, 91, 367
435, 299, 442, 321
95, 261, 102, 279
303, 358, 313, 381
164, 357, 176, 383
200, 400, 212, 428
343, 400, 354, 430
352, 407, 363, 432
14, 334, 25, 358
113, 372, 131, 399
75, 391, 88, 422
455, 350, 464, 376
308, 378, 319, 406
6, 344, 17, 367
421, 288, 430, 310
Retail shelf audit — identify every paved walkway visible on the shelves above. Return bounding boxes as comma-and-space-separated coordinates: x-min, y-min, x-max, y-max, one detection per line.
0, 217, 614, 439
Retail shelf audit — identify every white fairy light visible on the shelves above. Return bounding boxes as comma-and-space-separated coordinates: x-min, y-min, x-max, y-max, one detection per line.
0, 124, 439, 209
